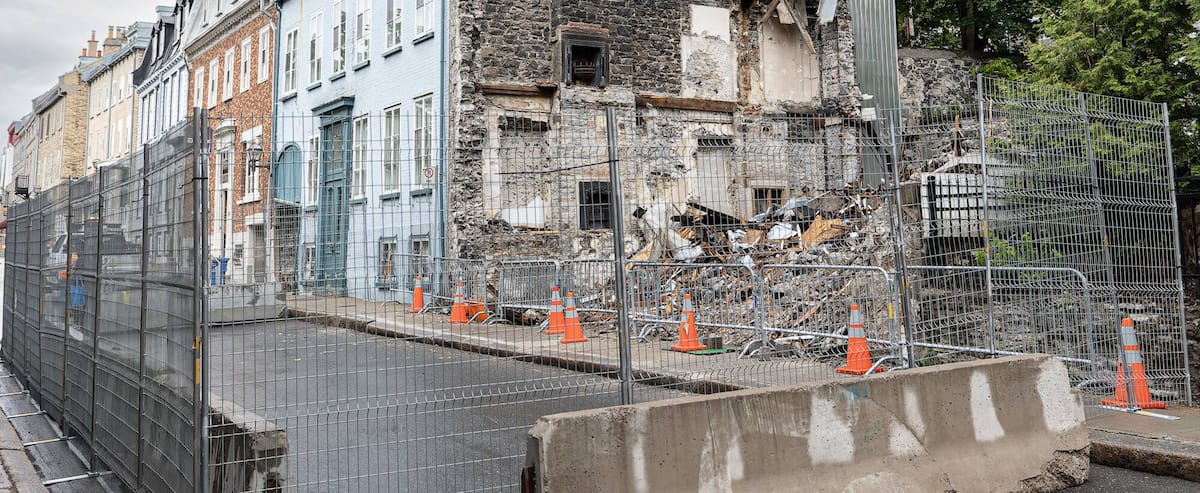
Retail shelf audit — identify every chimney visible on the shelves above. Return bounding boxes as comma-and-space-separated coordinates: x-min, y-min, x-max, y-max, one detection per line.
102, 25, 121, 53
86, 30, 98, 57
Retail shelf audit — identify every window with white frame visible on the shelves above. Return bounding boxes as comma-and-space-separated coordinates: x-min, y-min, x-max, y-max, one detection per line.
309, 11, 324, 84
303, 243, 316, 280
351, 116, 368, 198
383, 105, 401, 191
194, 68, 205, 107
207, 58, 219, 108
283, 28, 298, 93
306, 135, 320, 205
415, 0, 435, 38
257, 27, 270, 83
408, 235, 430, 284
332, 1, 346, 72
377, 237, 397, 285
222, 49, 235, 101
354, 0, 370, 64
245, 140, 259, 198
217, 145, 232, 186
386, 0, 401, 48
239, 38, 252, 92
413, 94, 434, 186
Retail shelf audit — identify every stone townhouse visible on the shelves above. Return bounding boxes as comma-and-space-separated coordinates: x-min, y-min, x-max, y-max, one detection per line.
444, 0, 892, 260
82, 24, 152, 172
182, 0, 276, 285
135, 3, 193, 147
274, 0, 445, 299
31, 62, 94, 194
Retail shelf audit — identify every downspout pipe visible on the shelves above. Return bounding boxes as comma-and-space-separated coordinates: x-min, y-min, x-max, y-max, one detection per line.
436, 0, 448, 259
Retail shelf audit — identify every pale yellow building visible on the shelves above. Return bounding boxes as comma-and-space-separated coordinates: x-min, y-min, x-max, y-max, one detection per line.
82, 24, 152, 171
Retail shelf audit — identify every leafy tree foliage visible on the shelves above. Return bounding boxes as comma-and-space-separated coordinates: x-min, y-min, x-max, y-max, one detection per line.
897, 0, 1061, 53
1025, 0, 1200, 174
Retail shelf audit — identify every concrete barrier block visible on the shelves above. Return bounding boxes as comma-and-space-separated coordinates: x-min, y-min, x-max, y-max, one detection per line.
524, 355, 1087, 493
208, 393, 291, 492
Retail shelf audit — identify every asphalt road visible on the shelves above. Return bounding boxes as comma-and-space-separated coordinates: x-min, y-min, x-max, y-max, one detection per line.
1067, 464, 1199, 492
208, 320, 684, 492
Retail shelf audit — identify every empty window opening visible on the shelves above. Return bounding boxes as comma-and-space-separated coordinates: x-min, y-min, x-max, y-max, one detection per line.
579, 181, 611, 230
563, 35, 607, 87
753, 188, 784, 215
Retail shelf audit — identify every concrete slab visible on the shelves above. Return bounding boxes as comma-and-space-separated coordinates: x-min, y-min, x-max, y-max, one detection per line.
524, 355, 1089, 493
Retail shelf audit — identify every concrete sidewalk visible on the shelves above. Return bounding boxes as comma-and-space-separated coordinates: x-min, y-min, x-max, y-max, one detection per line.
1090, 407, 1200, 482
285, 294, 1200, 485
0, 407, 49, 493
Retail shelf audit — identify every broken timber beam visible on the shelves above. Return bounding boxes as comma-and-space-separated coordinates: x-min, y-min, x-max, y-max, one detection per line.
635, 94, 738, 113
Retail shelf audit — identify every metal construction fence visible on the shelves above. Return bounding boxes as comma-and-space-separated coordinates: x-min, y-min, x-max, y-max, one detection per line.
2, 118, 205, 491
0, 76, 1189, 492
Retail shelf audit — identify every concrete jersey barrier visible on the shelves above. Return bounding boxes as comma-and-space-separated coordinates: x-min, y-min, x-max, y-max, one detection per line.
523, 354, 1088, 493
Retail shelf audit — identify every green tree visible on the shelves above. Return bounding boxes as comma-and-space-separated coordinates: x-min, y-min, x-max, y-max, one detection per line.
1025, 0, 1200, 174
898, 0, 1062, 53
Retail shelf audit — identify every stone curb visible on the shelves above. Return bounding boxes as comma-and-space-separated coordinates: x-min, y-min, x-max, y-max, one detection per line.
286, 308, 748, 395
1090, 430, 1200, 483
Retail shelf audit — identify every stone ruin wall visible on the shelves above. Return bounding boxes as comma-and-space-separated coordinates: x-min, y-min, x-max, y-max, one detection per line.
447, 0, 975, 262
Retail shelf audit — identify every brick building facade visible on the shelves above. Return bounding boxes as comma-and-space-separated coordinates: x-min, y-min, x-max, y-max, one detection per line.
183, 0, 275, 284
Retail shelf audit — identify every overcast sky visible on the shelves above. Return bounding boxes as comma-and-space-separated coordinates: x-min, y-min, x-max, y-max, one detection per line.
0, 0, 166, 128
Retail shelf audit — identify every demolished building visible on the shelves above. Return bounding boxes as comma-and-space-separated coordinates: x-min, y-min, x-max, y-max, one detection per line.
445, 0, 903, 263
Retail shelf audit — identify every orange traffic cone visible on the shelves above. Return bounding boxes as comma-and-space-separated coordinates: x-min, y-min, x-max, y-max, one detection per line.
559, 291, 588, 344
1103, 318, 1165, 409
449, 282, 470, 324
837, 304, 881, 375
408, 275, 425, 314
546, 285, 566, 335
670, 293, 707, 352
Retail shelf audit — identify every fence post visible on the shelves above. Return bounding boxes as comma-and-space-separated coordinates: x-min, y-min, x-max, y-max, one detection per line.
61, 181, 72, 435
87, 169, 103, 474
137, 146, 152, 489
976, 74, 997, 356
1161, 101, 1192, 406
605, 107, 633, 405
192, 109, 212, 493
885, 107, 915, 366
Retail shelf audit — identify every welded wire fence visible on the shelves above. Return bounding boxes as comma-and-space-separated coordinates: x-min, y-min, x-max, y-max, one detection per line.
0, 76, 1189, 492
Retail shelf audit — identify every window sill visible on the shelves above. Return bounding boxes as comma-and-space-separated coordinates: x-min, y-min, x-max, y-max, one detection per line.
380, 191, 403, 202
349, 197, 367, 206
306, 81, 322, 91
410, 188, 432, 198
238, 195, 261, 205
303, 205, 318, 213
382, 45, 403, 58
375, 279, 398, 290
413, 32, 435, 45
329, 71, 346, 82
352, 60, 370, 71
279, 91, 297, 102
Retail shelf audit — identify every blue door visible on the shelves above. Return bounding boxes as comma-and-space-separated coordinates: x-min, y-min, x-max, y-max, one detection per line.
317, 118, 350, 295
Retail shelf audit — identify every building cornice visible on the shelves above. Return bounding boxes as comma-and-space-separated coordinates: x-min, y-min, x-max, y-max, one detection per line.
184, 1, 267, 59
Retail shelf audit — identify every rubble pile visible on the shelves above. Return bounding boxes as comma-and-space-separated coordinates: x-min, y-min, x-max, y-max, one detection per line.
624, 189, 905, 349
